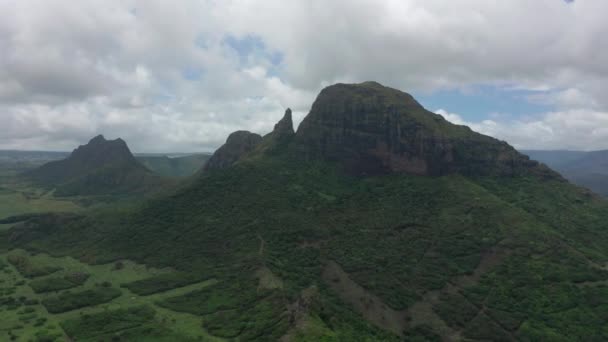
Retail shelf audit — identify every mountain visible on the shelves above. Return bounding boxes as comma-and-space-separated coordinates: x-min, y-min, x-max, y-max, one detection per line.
203, 130, 263, 172
295, 82, 554, 178
523, 149, 608, 196
6, 82, 608, 341
25, 135, 164, 196
137, 153, 211, 178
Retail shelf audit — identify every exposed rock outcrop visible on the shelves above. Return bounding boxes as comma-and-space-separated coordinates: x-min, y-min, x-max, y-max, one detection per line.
295, 81, 558, 178
273, 108, 295, 138
204, 131, 263, 171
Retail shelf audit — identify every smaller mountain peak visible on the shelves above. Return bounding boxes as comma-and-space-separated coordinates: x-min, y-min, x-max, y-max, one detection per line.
25, 134, 153, 196
273, 108, 294, 136
359, 81, 384, 87
89, 135, 107, 144
226, 130, 262, 144
70, 134, 137, 167
204, 131, 263, 172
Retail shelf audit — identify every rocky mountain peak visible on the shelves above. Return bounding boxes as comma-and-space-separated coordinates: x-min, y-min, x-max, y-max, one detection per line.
295, 81, 557, 178
203, 131, 263, 172
89, 134, 107, 144
70, 134, 135, 166
25, 135, 157, 196
273, 108, 294, 136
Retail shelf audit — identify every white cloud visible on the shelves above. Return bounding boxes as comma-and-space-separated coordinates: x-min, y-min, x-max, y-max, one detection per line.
437, 108, 608, 151
0, 0, 607, 151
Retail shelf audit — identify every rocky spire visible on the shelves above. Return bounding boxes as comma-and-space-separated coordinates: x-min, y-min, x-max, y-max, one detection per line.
273, 108, 294, 136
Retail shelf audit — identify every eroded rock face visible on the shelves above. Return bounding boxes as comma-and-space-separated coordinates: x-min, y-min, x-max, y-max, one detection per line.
295, 81, 556, 178
273, 108, 295, 137
204, 131, 263, 171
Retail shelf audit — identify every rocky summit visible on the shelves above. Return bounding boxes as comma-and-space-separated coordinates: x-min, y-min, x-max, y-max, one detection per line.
203, 130, 263, 171
295, 81, 556, 178
272, 108, 295, 138
68, 135, 139, 168
26, 135, 161, 196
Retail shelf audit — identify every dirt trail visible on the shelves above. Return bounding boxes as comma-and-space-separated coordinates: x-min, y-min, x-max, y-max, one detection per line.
406, 247, 512, 341
257, 233, 265, 256
322, 261, 408, 336
407, 290, 460, 340
322, 246, 512, 340
453, 248, 511, 288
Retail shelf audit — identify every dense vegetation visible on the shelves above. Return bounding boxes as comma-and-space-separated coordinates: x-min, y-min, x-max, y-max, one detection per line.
28, 272, 89, 293
122, 272, 206, 295
9, 151, 608, 340
61, 305, 157, 340
7, 254, 61, 278
41, 285, 122, 313
3, 82, 608, 340
60, 305, 202, 341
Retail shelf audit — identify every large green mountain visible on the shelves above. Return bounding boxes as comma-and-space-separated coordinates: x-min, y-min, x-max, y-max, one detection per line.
25, 135, 164, 196
6, 82, 608, 341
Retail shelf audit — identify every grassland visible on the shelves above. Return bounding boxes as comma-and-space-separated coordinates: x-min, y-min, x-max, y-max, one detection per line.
0, 249, 224, 341
0, 166, 230, 341
0, 161, 83, 220
0, 187, 81, 220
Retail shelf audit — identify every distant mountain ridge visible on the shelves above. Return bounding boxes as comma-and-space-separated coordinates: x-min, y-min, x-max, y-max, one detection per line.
138, 153, 211, 178
522, 149, 608, 196
26, 135, 164, 196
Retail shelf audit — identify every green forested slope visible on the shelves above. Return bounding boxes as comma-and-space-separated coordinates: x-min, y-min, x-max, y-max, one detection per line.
9, 154, 608, 340
5, 82, 608, 341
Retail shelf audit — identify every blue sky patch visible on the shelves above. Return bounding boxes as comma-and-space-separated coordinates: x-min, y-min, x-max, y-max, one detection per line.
413, 85, 554, 121
222, 34, 284, 75
182, 66, 204, 81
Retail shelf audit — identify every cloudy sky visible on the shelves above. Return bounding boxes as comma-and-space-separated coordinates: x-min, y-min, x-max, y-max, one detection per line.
1, 0, 607, 152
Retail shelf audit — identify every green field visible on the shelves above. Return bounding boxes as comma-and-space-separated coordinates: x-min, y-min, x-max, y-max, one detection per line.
0, 250, 223, 341
0, 161, 82, 220
0, 187, 81, 220
0, 164, 229, 341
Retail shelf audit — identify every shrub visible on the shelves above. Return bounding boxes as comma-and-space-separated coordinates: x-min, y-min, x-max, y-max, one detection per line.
42, 287, 122, 313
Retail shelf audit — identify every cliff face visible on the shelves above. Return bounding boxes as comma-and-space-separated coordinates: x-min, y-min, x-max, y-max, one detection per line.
204, 131, 263, 172
295, 82, 556, 178
272, 108, 295, 138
